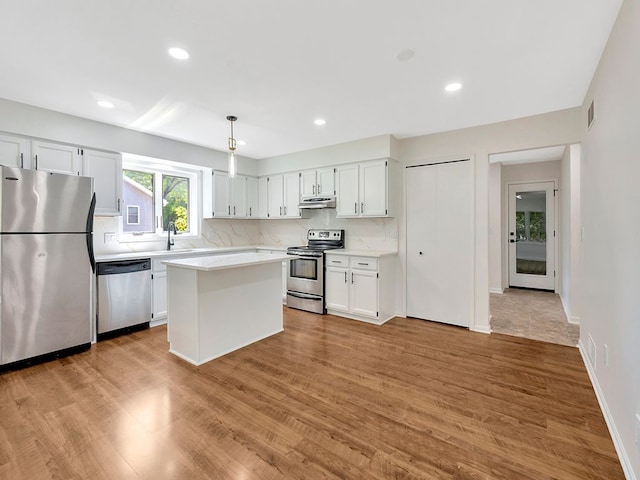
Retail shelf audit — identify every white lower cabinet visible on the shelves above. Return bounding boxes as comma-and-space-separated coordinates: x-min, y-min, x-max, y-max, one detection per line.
325, 254, 395, 324
151, 260, 168, 324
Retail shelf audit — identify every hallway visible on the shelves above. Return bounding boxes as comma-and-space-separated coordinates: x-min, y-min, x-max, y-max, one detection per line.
490, 288, 579, 347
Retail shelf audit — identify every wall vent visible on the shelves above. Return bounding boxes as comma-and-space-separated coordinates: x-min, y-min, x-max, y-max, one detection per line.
587, 333, 597, 367
587, 99, 595, 129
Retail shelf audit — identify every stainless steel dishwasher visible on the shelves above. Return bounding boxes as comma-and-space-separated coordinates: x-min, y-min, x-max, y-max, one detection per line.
96, 259, 152, 340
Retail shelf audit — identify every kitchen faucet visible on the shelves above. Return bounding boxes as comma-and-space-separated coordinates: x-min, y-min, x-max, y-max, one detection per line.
167, 221, 177, 250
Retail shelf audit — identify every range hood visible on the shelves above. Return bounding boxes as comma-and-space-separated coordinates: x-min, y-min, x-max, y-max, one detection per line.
298, 196, 336, 209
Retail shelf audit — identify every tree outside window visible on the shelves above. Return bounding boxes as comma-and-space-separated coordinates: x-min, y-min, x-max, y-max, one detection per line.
162, 175, 189, 232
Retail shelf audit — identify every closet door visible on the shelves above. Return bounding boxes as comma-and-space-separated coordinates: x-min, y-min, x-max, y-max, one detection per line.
406, 160, 473, 327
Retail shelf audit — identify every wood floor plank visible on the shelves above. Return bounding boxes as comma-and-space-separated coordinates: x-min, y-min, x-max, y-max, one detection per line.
0, 307, 625, 479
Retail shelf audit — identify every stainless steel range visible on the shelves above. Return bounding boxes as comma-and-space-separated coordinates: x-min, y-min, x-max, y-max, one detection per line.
286, 229, 344, 314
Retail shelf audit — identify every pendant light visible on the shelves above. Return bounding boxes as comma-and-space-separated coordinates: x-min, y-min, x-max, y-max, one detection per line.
226, 115, 237, 178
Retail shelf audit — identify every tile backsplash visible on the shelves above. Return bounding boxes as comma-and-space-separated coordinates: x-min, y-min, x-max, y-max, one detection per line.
93, 209, 398, 255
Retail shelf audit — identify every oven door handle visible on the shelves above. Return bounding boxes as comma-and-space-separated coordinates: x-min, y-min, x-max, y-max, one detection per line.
287, 291, 323, 301
287, 253, 322, 259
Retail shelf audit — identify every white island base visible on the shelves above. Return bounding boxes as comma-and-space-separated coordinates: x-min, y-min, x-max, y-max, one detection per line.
163, 252, 290, 366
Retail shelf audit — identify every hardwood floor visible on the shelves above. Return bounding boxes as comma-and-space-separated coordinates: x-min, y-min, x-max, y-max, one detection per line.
0, 308, 623, 479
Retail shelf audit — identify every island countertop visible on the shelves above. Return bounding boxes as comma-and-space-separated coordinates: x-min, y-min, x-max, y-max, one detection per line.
162, 251, 290, 272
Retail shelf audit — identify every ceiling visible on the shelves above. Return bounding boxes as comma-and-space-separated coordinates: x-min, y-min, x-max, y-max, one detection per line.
0, 1, 623, 159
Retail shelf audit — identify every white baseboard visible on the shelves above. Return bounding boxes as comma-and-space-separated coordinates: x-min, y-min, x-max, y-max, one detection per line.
578, 341, 636, 480
560, 295, 580, 325
470, 324, 492, 334
489, 287, 504, 294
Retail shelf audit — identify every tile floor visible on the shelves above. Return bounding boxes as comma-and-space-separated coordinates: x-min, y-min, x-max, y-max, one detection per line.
490, 288, 580, 347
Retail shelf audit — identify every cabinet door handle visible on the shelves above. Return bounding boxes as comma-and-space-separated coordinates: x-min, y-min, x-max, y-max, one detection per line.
313, 184, 316, 195
117, 198, 121, 212
354, 202, 357, 214
358, 262, 369, 266
249, 207, 252, 216
344, 271, 347, 283
20, 153, 24, 168
284, 205, 287, 215
280, 206, 282, 216
234, 206, 236, 216
317, 183, 321, 194
361, 202, 364, 214
35, 154, 38, 170
228, 205, 231, 215
351, 272, 354, 284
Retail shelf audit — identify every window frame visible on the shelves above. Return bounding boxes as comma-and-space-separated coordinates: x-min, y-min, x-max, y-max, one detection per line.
120, 154, 202, 243
126, 205, 140, 225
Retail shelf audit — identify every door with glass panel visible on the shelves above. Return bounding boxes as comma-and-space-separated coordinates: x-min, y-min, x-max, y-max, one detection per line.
508, 182, 555, 290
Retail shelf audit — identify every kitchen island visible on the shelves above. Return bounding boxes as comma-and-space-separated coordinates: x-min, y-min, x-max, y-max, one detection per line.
162, 251, 290, 366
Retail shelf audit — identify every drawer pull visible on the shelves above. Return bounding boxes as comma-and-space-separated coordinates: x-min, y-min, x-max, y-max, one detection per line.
358, 262, 369, 266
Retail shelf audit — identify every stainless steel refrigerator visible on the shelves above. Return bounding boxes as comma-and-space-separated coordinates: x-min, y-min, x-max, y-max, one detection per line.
0, 166, 95, 369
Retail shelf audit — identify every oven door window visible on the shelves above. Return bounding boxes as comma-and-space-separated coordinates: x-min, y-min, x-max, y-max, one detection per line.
290, 257, 318, 280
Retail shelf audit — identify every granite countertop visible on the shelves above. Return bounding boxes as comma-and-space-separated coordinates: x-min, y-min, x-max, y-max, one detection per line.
162, 252, 291, 272
95, 245, 287, 262
326, 249, 398, 258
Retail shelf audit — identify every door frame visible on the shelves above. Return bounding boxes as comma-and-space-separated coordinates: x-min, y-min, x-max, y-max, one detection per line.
504, 179, 558, 292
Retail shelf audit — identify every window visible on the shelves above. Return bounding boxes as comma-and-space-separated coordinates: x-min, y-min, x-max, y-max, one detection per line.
126, 205, 140, 225
121, 154, 201, 240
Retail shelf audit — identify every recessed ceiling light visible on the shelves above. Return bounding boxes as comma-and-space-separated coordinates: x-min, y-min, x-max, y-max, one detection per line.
97, 100, 114, 109
314, 119, 326, 126
168, 47, 189, 60
396, 49, 415, 62
445, 82, 463, 92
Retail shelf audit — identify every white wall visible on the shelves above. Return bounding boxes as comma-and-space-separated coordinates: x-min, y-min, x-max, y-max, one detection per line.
500, 160, 562, 291
579, 0, 640, 477
560, 144, 582, 324
399, 109, 581, 333
489, 163, 502, 293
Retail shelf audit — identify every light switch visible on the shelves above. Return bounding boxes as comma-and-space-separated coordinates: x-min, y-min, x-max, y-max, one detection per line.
104, 232, 116, 244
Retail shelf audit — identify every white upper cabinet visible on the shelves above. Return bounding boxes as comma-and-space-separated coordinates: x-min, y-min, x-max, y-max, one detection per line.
267, 174, 284, 218
82, 149, 122, 216
283, 172, 301, 218
32, 140, 80, 176
258, 177, 268, 219
211, 171, 249, 218
336, 164, 360, 216
232, 176, 247, 217
246, 176, 259, 219
0, 134, 30, 169
301, 167, 335, 199
266, 173, 302, 219
336, 159, 393, 218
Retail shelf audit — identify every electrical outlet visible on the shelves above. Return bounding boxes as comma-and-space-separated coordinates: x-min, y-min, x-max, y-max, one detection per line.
104, 232, 116, 244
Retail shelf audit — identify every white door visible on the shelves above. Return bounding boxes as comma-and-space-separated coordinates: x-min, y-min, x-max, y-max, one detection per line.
406, 160, 473, 327
508, 182, 556, 290
0, 134, 29, 168
83, 149, 122, 216
212, 171, 231, 217
283, 172, 300, 217
257, 177, 268, 218
360, 160, 387, 216
325, 267, 349, 312
247, 177, 259, 218
300, 170, 317, 199
350, 269, 378, 318
232, 175, 247, 217
336, 164, 359, 217
317, 167, 335, 196
267, 175, 284, 218
32, 141, 80, 175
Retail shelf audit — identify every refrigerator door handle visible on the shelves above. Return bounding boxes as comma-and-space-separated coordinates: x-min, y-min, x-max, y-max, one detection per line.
86, 193, 97, 273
